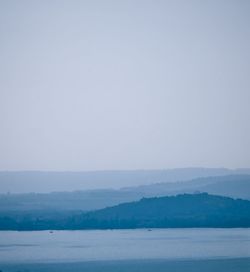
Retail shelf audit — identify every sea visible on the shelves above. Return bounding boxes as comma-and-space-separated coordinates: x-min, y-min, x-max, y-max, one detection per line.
0, 228, 249, 271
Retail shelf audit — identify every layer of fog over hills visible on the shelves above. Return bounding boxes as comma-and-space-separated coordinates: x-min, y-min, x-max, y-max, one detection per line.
1, 193, 250, 230
0, 174, 250, 212
126, 175, 250, 199
1, 168, 250, 194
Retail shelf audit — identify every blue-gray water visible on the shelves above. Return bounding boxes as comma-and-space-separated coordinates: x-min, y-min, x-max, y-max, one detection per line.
0, 229, 249, 264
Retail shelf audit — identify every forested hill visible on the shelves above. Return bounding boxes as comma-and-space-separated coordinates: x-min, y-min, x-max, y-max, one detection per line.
74, 193, 250, 229
0, 193, 250, 230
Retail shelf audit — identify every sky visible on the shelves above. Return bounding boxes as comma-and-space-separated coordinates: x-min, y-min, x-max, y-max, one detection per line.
0, 0, 250, 171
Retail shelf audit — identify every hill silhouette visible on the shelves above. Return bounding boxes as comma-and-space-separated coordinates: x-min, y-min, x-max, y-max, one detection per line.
0, 193, 249, 230
0, 175, 249, 212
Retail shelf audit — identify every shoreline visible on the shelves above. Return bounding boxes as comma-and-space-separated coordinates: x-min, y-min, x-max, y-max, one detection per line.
0, 226, 250, 232
1, 258, 250, 272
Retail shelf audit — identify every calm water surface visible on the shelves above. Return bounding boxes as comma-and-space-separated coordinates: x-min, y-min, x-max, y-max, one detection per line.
0, 228, 249, 263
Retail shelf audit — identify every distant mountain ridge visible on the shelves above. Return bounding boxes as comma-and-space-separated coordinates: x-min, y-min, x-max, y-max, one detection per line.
1, 193, 250, 230
126, 174, 250, 199
0, 174, 249, 212
1, 168, 250, 193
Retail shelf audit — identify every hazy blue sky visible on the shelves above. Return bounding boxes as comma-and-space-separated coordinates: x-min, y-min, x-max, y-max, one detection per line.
0, 0, 249, 171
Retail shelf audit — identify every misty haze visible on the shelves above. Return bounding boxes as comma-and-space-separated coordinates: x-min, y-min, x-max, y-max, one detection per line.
0, 1, 250, 272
